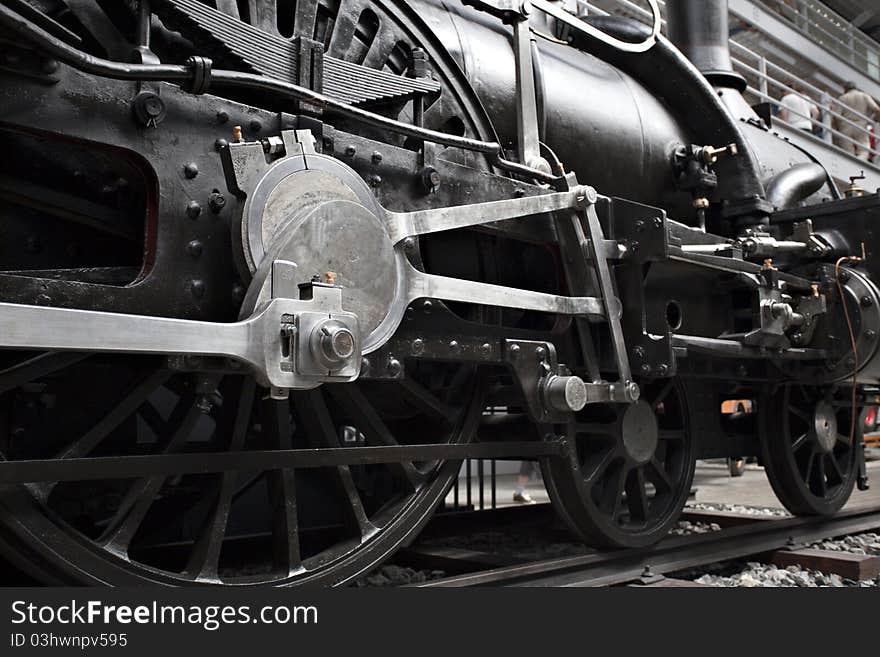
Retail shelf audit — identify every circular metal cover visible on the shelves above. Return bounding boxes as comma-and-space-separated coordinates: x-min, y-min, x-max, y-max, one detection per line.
242, 199, 405, 354
239, 154, 383, 275
812, 399, 838, 453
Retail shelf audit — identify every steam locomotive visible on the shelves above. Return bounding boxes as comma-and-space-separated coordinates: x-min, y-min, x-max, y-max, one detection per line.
0, 0, 875, 585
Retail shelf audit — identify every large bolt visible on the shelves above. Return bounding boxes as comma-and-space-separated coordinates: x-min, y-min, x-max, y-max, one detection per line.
312, 320, 356, 370
209, 191, 226, 213
542, 375, 588, 412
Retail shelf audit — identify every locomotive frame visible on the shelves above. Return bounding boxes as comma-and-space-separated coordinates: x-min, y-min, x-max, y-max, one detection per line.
0, 0, 875, 584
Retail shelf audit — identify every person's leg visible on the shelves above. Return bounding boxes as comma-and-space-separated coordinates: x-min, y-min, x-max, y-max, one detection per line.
514, 461, 537, 504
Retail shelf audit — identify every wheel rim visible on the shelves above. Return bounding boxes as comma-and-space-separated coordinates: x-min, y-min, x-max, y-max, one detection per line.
0, 357, 481, 585
542, 379, 695, 549
760, 384, 859, 516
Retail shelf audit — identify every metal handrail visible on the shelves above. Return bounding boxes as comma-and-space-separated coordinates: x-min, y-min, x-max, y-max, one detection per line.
579, 0, 880, 163
754, 0, 880, 82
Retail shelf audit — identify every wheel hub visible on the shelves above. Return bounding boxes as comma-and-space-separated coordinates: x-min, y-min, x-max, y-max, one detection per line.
621, 400, 659, 464
811, 400, 838, 454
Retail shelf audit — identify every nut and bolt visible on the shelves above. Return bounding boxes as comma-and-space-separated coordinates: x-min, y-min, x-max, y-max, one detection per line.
480, 343, 493, 357
508, 343, 521, 359
419, 167, 442, 194
542, 375, 587, 412
209, 191, 226, 213
449, 340, 461, 355
535, 345, 547, 362
861, 296, 873, 307
344, 144, 357, 157
412, 338, 425, 355
632, 346, 646, 360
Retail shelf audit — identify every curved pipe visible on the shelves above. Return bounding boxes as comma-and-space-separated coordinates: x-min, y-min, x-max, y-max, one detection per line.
574, 17, 767, 210
764, 163, 827, 210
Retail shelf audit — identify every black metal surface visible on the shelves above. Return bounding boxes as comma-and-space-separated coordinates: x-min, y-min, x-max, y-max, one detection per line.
0, 0, 878, 586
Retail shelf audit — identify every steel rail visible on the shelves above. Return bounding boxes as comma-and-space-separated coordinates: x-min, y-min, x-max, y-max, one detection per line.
411, 505, 880, 586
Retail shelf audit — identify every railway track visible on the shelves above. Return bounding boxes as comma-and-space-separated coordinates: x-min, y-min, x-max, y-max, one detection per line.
405, 505, 880, 587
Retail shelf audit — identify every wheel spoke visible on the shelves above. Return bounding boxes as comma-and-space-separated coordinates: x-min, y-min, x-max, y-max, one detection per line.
0, 352, 89, 395
572, 422, 617, 437
645, 456, 673, 493
825, 452, 845, 487
297, 390, 375, 538
624, 468, 649, 522
836, 432, 852, 445
599, 462, 627, 519
788, 405, 809, 422
812, 456, 828, 497
799, 450, 816, 484
582, 445, 618, 483
262, 398, 301, 576
327, 385, 423, 491
56, 369, 173, 460
397, 378, 455, 426
100, 404, 202, 554
185, 379, 257, 581
791, 433, 809, 452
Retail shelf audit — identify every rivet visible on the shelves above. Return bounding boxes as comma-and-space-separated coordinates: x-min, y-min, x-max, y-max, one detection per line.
184, 162, 199, 179
249, 120, 262, 133
509, 343, 521, 359
449, 340, 461, 355
480, 343, 492, 357
371, 151, 383, 164
422, 300, 433, 314
387, 357, 402, 377
535, 346, 547, 361
186, 201, 202, 219
190, 279, 205, 299
345, 145, 357, 157
214, 138, 229, 152
186, 240, 203, 258
217, 111, 230, 124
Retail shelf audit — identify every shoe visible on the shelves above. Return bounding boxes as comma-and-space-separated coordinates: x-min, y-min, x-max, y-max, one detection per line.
513, 491, 537, 504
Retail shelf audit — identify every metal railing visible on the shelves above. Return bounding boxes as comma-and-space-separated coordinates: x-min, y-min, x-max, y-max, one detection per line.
754, 0, 880, 83
577, 0, 880, 163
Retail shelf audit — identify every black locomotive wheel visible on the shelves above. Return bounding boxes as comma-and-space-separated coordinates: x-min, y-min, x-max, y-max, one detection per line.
760, 384, 859, 517
0, 357, 480, 585
541, 379, 695, 549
